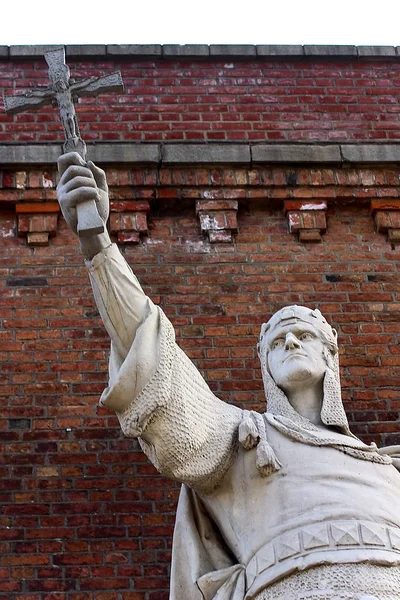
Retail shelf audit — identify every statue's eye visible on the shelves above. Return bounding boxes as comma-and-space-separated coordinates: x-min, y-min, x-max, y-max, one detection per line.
272, 338, 284, 349
299, 332, 313, 341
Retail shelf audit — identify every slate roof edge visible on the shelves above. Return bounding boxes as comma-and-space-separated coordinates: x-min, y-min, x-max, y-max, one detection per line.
2, 44, 400, 59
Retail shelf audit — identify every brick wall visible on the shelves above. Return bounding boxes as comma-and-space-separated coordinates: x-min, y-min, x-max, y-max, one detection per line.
1, 46, 400, 599
1, 50, 400, 142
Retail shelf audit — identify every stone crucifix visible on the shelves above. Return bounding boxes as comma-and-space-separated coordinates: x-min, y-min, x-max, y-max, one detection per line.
4, 47, 124, 236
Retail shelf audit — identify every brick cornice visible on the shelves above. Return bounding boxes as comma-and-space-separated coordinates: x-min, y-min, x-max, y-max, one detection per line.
2, 44, 400, 59
1, 142, 400, 166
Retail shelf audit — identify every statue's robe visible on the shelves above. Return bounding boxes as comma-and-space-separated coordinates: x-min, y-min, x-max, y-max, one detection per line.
87, 245, 400, 600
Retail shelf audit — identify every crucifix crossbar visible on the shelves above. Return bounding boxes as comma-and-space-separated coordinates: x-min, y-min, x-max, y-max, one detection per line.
4, 47, 124, 236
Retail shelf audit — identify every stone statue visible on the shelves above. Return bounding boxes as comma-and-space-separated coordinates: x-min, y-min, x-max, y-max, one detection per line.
57, 153, 400, 600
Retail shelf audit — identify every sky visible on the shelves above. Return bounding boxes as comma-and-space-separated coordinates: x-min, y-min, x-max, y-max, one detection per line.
2, 0, 400, 46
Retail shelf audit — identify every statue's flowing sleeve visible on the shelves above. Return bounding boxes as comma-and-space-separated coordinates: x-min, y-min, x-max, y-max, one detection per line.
86, 244, 242, 493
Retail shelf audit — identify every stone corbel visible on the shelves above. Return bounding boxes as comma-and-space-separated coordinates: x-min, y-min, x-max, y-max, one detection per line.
109, 201, 150, 243
370, 200, 400, 244
196, 200, 238, 243
283, 200, 327, 243
16, 202, 60, 246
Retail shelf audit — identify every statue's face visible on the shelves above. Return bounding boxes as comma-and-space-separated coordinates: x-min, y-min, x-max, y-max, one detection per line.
266, 319, 327, 394
53, 80, 68, 92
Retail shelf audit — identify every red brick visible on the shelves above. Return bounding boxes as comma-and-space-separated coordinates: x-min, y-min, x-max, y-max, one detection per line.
110, 201, 150, 212
374, 211, 391, 232
387, 229, 400, 243
387, 212, 400, 229
314, 212, 327, 230
16, 203, 59, 214
370, 199, 400, 213
27, 232, 49, 246
287, 212, 301, 232
117, 232, 140, 244
301, 212, 315, 229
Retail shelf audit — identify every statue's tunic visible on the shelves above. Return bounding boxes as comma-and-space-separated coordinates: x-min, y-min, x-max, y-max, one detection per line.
88, 245, 400, 600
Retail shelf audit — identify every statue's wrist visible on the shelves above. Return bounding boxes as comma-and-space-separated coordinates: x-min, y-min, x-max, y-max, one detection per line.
79, 230, 112, 260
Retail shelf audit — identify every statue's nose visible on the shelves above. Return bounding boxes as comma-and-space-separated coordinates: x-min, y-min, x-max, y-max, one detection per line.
285, 333, 301, 350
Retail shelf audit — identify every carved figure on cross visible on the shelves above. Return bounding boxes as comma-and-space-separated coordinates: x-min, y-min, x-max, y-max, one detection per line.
22, 62, 88, 141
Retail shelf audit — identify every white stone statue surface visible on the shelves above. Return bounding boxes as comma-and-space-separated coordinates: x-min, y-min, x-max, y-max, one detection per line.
57, 153, 400, 600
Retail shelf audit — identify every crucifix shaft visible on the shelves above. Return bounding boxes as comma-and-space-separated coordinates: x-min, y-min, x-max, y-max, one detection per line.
4, 47, 124, 236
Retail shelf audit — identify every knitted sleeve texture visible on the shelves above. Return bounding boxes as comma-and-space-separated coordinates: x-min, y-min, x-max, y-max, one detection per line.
88, 245, 242, 494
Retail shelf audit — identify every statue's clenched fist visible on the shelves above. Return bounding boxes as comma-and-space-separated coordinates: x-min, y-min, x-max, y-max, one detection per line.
57, 152, 109, 234
57, 152, 111, 259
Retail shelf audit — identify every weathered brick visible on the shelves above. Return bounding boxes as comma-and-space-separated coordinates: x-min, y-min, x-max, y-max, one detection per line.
301, 212, 315, 229
374, 211, 391, 232
388, 212, 400, 228
26, 233, 49, 246
314, 212, 326, 230
299, 229, 322, 243
284, 200, 327, 212
387, 229, 400, 243
117, 232, 140, 244
208, 231, 233, 243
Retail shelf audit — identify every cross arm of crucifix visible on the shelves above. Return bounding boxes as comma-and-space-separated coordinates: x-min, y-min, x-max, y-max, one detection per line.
4, 71, 123, 116
4, 86, 55, 115
69, 72, 123, 97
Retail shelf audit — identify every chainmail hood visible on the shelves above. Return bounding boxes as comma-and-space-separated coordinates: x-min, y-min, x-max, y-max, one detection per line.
257, 305, 352, 435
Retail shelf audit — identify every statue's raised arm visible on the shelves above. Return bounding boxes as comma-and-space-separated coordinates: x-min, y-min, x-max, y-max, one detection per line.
57, 152, 242, 495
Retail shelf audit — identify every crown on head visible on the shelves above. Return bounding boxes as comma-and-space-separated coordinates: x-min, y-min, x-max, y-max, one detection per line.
258, 305, 338, 356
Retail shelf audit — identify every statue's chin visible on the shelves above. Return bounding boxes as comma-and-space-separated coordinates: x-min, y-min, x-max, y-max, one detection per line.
286, 366, 312, 382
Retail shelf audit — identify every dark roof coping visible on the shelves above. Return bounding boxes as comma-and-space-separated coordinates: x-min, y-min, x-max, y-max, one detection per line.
3, 44, 400, 60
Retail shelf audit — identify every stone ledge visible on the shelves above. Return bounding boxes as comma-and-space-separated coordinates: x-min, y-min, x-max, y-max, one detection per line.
3, 45, 400, 60
256, 45, 304, 56
106, 44, 162, 57
2, 142, 400, 166
0, 145, 62, 164
9, 45, 61, 58
0, 144, 160, 165
209, 45, 257, 57
252, 144, 341, 164
88, 144, 159, 164
66, 45, 107, 57
304, 45, 357, 56
162, 144, 251, 164
357, 46, 396, 57
162, 45, 210, 57
341, 145, 400, 164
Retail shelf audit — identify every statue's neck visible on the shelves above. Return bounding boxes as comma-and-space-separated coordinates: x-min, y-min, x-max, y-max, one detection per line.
286, 383, 324, 426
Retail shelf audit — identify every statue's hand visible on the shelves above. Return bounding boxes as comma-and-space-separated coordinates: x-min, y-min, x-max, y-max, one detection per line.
378, 445, 400, 472
57, 152, 109, 235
